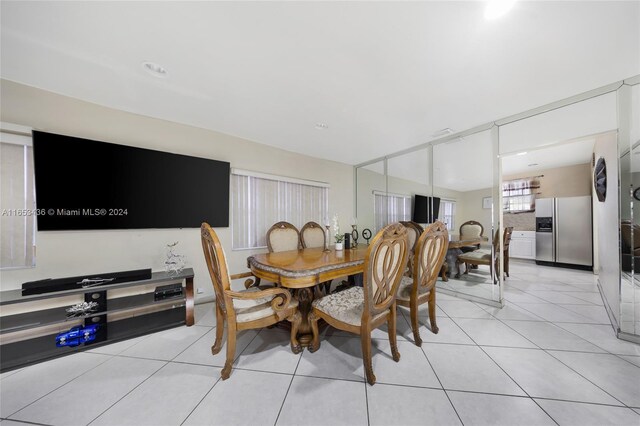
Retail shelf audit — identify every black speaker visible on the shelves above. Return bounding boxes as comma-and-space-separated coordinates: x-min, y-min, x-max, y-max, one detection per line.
344, 233, 351, 249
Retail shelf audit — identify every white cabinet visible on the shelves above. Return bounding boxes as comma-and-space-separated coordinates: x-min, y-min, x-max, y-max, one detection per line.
510, 231, 536, 260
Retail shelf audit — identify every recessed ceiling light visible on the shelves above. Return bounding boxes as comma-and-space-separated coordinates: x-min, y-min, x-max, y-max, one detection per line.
485, 0, 517, 20
516, 151, 528, 156
432, 128, 454, 138
315, 123, 328, 130
142, 61, 168, 78
528, 163, 539, 167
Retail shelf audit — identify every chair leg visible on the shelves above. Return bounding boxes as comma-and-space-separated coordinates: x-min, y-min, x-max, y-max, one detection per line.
290, 311, 303, 354
505, 255, 510, 277
410, 296, 422, 347
324, 281, 332, 294
211, 304, 225, 355
308, 311, 321, 353
361, 330, 376, 385
388, 304, 401, 362
221, 320, 236, 380
428, 291, 439, 335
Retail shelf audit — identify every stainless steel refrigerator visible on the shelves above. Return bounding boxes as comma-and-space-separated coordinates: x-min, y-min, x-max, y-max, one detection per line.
535, 196, 593, 269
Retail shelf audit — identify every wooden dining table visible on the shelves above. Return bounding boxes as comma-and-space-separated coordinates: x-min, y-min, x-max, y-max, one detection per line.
247, 245, 368, 352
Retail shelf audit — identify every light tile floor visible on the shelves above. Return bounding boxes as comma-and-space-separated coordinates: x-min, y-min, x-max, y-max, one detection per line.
1, 261, 640, 426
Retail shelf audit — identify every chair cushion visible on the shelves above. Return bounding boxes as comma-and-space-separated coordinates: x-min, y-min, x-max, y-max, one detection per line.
269, 228, 299, 252
312, 286, 364, 326
458, 251, 491, 262
396, 276, 430, 301
233, 288, 298, 323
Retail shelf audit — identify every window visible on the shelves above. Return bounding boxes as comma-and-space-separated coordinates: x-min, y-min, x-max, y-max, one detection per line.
231, 169, 329, 249
373, 191, 411, 232
439, 199, 456, 231
1, 123, 36, 269
502, 177, 540, 213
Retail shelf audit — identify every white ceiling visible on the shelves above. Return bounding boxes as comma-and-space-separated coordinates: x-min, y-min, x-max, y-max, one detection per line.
1, 1, 638, 165
501, 136, 595, 177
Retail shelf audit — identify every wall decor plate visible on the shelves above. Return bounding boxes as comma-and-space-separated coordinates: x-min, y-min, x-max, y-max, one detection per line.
594, 157, 607, 202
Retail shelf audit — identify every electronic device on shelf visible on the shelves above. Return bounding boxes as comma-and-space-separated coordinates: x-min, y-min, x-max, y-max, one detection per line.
21, 268, 152, 295
154, 283, 184, 301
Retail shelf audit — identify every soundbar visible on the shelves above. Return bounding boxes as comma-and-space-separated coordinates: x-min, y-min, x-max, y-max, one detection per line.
21, 268, 152, 295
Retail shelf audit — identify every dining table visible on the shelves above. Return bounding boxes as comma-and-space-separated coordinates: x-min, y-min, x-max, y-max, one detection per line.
444, 234, 489, 280
247, 245, 368, 352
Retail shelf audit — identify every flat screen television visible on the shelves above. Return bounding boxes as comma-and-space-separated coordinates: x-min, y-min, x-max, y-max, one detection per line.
412, 195, 440, 223
32, 131, 230, 230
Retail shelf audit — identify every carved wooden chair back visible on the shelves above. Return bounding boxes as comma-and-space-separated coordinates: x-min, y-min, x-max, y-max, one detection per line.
400, 221, 424, 254
267, 221, 301, 253
397, 220, 449, 345
414, 221, 449, 294
362, 223, 409, 318
300, 221, 326, 248
201, 222, 231, 314
460, 220, 484, 239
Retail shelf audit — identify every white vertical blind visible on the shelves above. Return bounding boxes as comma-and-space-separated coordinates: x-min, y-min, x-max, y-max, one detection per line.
1, 129, 36, 268
231, 172, 329, 249
439, 200, 456, 231
374, 191, 411, 232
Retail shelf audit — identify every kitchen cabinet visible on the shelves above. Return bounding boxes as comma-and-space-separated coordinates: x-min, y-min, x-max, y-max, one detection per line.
510, 231, 536, 260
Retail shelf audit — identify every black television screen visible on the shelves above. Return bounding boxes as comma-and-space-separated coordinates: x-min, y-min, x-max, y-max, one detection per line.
32, 131, 230, 230
412, 195, 441, 223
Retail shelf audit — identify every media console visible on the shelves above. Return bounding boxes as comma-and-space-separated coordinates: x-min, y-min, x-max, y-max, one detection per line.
0, 268, 194, 372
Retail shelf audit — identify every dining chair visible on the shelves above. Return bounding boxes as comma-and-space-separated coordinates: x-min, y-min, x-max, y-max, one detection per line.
201, 223, 301, 380
396, 221, 448, 346
308, 222, 409, 385
459, 220, 484, 253
300, 221, 332, 294
400, 221, 424, 277
456, 227, 513, 283
267, 221, 301, 253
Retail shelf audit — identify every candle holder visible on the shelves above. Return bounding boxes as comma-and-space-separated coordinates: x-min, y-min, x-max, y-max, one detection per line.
362, 228, 372, 245
351, 225, 359, 249
324, 225, 331, 252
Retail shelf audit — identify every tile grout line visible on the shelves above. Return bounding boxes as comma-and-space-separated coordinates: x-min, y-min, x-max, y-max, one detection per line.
414, 309, 466, 426
499, 289, 640, 367
495, 304, 640, 368
273, 338, 303, 426
5, 352, 116, 420
475, 295, 635, 410
85, 360, 170, 425
441, 305, 541, 405
179, 375, 222, 426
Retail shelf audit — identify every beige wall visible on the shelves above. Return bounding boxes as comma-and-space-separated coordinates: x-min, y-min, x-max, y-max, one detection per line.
0, 80, 354, 299
503, 162, 592, 231
456, 187, 494, 237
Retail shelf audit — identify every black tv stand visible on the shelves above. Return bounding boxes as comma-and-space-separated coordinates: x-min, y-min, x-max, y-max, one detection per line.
0, 268, 194, 372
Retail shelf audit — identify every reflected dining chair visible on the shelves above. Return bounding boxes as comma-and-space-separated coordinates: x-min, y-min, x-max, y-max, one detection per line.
456, 227, 513, 283
308, 223, 409, 385
300, 221, 332, 294
400, 221, 424, 277
396, 221, 448, 346
201, 223, 301, 380
459, 220, 484, 253
267, 221, 301, 253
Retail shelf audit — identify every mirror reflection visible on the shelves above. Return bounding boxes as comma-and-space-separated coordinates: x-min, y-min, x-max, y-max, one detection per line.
620, 82, 640, 337
356, 160, 385, 241
432, 131, 499, 303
